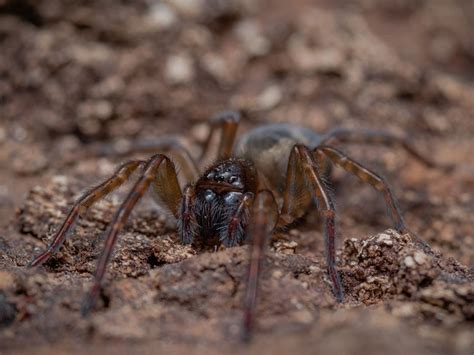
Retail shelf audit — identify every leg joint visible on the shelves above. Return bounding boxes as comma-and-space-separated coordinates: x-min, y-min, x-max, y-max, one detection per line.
212, 110, 241, 124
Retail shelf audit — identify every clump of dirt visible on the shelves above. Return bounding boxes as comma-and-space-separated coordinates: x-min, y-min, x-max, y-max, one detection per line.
342, 229, 472, 323
343, 230, 441, 303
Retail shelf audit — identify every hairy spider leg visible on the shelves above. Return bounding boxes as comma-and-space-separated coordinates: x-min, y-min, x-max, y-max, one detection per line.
151, 153, 183, 216
279, 145, 344, 303
199, 110, 241, 162
81, 154, 182, 315
242, 190, 278, 342
224, 192, 254, 247
85, 136, 200, 182
177, 185, 197, 244
28, 160, 144, 268
314, 146, 406, 233
319, 128, 453, 171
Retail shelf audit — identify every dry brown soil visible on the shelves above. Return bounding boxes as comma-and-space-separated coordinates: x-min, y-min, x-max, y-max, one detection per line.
0, 1, 473, 354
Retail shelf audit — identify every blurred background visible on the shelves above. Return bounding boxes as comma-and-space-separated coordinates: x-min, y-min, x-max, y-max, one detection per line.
0, 0, 473, 354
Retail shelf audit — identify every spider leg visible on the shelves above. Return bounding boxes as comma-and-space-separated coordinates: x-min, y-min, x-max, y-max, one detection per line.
242, 190, 278, 342
220, 192, 254, 247
279, 145, 344, 303
86, 136, 199, 182
151, 154, 183, 216
314, 146, 406, 233
81, 154, 181, 315
28, 160, 144, 268
199, 110, 241, 162
177, 185, 198, 244
319, 128, 453, 171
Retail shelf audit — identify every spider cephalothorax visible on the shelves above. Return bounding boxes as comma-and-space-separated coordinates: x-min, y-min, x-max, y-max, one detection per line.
27, 110, 450, 340
179, 158, 258, 247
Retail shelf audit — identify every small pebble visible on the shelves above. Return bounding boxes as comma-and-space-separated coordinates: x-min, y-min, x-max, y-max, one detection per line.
376, 232, 394, 246
272, 270, 283, 279
413, 251, 428, 265
255, 85, 282, 111
234, 20, 270, 57
404, 256, 415, 268
147, 3, 177, 29
164, 53, 195, 85
167, 0, 203, 17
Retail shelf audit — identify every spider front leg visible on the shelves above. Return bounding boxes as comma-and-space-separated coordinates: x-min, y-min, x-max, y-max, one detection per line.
28, 160, 144, 267
242, 190, 278, 341
81, 154, 182, 315
177, 185, 199, 245
221, 192, 254, 247
314, 146, 406, 233
279, 145, 344, 303
85, 136, 200, 183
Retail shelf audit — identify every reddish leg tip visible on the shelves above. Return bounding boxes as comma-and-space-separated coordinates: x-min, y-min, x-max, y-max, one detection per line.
334, 288, 344, 303
27, 253, 48, 268
328, 267, 345, 303
241, 330, 252, 344
241, 320, 253, 343
81, 283, 101, 316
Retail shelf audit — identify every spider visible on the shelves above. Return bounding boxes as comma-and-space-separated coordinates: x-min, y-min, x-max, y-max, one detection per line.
27, 111, 450, 340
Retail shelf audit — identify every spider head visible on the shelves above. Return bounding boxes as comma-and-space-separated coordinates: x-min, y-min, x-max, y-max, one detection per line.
178, 159, 257, 247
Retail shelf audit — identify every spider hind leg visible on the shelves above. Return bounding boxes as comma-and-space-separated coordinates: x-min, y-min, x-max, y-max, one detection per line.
314, 146, 407, 233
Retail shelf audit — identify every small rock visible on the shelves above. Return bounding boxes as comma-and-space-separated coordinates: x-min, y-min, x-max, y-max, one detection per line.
288, 35, 344, 73
12, 126, 27, 142
274, 240, 298, 254
91, 76, 125, 98
272, 270, 283, 279
404, 256, 415, 268
164, 53, 195, 85
191, 122, 209, 142
376, 232, 394, 246
201, 52, 234, 85
51, 175, 69, 186
93, 100, 113, 120
255, 85, 282, 111
234, 20, 270, 57
167, 0, 204, 18
147, 3, 177, 30
413, 251, 428, 265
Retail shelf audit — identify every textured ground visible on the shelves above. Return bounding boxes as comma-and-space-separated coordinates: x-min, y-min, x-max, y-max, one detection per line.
0, 0, 473, 354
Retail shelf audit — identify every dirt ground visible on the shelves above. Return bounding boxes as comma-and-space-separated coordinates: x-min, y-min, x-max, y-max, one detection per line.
0, 0, 473, 354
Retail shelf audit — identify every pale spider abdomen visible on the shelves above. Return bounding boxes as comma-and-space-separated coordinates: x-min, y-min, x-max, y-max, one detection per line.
235, 123, 323, 192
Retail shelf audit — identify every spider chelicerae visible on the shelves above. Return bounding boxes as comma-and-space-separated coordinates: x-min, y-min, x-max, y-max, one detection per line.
28, 111, 450, 340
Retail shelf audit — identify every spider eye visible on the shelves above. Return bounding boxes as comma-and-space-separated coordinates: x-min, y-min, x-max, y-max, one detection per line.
229, 176, 239, 184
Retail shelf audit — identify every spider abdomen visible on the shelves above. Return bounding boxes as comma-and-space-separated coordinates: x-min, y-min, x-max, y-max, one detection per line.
235, 123, 323, 192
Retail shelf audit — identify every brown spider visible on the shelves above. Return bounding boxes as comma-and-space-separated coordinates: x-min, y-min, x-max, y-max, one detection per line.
27, 111, 450, 340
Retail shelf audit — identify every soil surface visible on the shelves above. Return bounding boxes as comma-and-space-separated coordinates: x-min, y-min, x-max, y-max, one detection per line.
0, 1, 473, 354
